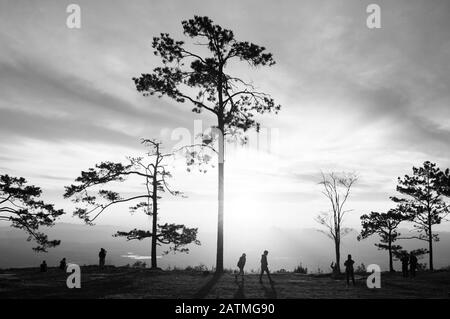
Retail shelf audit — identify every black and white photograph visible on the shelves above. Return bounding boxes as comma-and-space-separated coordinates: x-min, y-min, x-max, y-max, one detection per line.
0, 0, 449, 314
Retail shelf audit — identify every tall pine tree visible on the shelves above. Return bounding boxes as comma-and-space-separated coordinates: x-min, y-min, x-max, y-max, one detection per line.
133, 16, 280, 272
358, 209, 409, 272
391, 161, 450, 270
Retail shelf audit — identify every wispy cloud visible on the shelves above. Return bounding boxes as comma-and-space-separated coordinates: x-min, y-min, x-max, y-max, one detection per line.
0, 0, 449, 235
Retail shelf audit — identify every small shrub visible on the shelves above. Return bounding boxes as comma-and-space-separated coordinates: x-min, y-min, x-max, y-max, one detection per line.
132, 261, 147, 269
416, 262, 427, 271
355, 263, 366, 274
194, 264, 208, 272
439, 265, 450, 271
223, 268, 234, 274
294, 263, 308, 274
185, 263, 208, 272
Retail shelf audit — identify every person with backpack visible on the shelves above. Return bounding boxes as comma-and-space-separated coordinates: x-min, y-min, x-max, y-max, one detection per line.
259, 250, 273, 284
344, 254, 355, 286
235, 253, 246, 281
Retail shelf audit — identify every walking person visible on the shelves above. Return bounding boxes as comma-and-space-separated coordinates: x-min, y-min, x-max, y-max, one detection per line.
344, 254, 355, 286
235, 253, 246, 281
259, 250, 273, 284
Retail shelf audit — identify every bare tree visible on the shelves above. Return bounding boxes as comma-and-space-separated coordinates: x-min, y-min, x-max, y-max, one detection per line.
315, 172, 358, 273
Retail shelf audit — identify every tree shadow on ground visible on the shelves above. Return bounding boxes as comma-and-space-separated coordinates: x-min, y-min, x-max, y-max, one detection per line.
192, 273, 222, 298
233, 279, 246, 298
261, 281, 277, 298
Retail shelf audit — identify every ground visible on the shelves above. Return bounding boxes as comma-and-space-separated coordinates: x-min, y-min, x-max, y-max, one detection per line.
0, 267, 449, 299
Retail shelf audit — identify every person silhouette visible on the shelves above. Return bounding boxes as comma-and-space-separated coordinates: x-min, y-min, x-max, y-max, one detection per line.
40, 260, 47, 272
409, 253, 418, 278
99, 248, 107, 269
401, 254, 409, 278
59, 258, 67, 270
259, 250, 273, 284
344, 254, 355, 286
235, 253, 246, 281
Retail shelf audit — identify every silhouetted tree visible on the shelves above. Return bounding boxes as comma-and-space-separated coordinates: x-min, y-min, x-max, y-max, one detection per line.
133, 16, 280, 273
358, 209, 409, 272
64, 140, 200, 269
0, 174, 63, 252
391, 161, 450, 270
315, 172, 358, 273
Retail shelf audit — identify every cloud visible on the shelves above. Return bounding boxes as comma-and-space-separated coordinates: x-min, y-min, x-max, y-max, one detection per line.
0, 0, 449, 236
0, 54, 190, 145
121, 254, 160, 260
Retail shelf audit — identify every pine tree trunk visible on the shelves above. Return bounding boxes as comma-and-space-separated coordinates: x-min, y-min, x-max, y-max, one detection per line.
151, 179, 158, 269
216, 125, 224, 273
388, 239, 394, 272
428, 222, 433, 271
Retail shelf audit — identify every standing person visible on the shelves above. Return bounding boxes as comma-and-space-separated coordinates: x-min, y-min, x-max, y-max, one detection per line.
344, 254, 355, 286
99, 248, 107, 269
401, 254, 409, 278
235, 253, 246, 281
259, 250, 273, 284
409, 252, 418, 278
40, 261, 47, 272
59, 258, 67, 270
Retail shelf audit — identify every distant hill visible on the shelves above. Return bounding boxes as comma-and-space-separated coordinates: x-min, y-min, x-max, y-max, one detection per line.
1, 223, 450, 271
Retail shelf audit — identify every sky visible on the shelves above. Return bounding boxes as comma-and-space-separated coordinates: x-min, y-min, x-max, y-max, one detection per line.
1, 0, 450, 266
